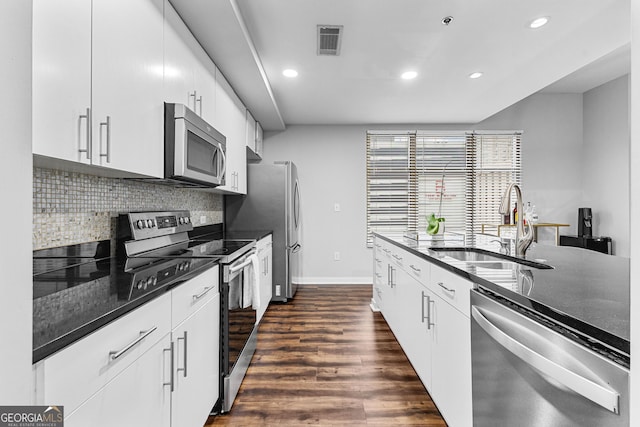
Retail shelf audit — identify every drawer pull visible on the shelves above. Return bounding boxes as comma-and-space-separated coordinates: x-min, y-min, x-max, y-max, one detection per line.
383, 248, 391, 254
438, 282, 456, 293
392, 254, 403, 261
193, 286, 214, 301
410, 264, 421, 273
109, 326, 157, 361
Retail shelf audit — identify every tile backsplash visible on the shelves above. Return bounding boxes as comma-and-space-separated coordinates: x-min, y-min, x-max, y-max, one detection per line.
33, 167, 223, 250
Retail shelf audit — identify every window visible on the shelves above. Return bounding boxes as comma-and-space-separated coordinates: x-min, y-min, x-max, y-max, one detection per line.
366, 130, 521, 246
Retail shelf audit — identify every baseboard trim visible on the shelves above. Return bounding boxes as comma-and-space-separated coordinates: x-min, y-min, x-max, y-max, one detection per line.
295, 277, 372, 285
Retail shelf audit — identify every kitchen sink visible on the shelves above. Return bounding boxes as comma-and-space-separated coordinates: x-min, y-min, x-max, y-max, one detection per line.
430, 247, 553, 269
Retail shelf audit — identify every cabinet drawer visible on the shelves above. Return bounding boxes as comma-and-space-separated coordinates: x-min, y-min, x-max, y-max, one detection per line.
404, 251, 430, 283
430, 266, 473, 317
171, 265, 219, 328
40, 293, 171, 414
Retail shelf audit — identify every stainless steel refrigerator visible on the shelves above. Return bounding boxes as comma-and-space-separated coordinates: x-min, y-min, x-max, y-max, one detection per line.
225, 161, 301, 301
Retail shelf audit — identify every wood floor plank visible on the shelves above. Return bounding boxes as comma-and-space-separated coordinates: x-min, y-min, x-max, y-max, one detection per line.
205, 284, 447, 427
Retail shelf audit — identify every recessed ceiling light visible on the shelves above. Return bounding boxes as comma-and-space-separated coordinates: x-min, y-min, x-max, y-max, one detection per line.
469, 72, 483, 79
401, 71, 418, 80
282, 69, 298, 78
529, 16, 549, 29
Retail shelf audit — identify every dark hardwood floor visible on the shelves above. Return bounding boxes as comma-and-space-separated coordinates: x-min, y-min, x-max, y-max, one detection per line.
205, 285, 447, 426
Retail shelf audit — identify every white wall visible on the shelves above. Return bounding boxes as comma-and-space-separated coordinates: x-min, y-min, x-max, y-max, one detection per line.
0, 0, 33, 403
262, 92, 587, 281
582, 75, 630, 256
477, 93, 585, 244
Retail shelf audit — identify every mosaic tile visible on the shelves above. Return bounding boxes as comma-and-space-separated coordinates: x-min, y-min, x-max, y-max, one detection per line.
33, 168, 223, 250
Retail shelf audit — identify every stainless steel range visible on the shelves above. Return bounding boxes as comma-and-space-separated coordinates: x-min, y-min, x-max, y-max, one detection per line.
117, 210, 258, 414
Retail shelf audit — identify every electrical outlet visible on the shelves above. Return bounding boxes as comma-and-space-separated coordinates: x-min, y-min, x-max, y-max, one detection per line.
200, 215, 207, 224
334, 203, 341, 212
334, 251, 341, 261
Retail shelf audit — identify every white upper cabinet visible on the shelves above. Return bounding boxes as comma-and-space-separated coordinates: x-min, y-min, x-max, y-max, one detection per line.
91, 0, 164, 177
214, 68, 247, 194
33, 0, 165, 178
163, 1, 216, 124
33, 0, 92, 165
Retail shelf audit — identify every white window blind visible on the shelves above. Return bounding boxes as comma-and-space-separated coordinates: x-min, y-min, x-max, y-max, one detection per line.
366, 130, 521, 246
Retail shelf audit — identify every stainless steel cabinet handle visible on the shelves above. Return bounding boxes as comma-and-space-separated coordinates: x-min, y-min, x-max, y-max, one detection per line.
189, 91, 197, 112
177, 331, 188, 378
78, 107, 92, 160
438, 282, 455, 293
390, 267, 396, 288
163, 341, 174, 392
387, 265, 391, 287
375, 258, 382, 264
383, 248, 391, 254
421, 292, 435, 329
99, 116, 111, 163
109, 326, 157, 360
392, 254, 403, 261
374, 243, 381, 248
471, 306, 620, 414
197, 96, 203, 116
192, 286, 213, 301
410, 264, 421, 273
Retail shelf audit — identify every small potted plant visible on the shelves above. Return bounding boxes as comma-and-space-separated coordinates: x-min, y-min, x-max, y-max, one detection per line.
426, 163, 449, 236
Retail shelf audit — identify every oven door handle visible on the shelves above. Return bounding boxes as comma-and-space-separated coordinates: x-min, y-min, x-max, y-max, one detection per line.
228, 249, 257, 274
471, 305, 620, 414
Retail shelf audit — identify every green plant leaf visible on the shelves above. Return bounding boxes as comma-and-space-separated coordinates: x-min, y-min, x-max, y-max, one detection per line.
426, 213, 444, 235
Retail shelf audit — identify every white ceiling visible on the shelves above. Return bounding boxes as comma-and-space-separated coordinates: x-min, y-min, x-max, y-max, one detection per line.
170, 0, 630, 131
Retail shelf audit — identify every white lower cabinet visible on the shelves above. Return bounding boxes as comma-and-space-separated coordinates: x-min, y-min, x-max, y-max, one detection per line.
256, 235, 273, 323
171, 294, 220, 427
65, 334, 172, 427
374, 237, 472, 427
34, 266, 220, 427
431, 293, 472, 427
390, 266, 433, 390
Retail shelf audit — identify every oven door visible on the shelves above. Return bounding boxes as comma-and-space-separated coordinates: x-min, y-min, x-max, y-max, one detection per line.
167, 103, 226, 186
223, 252, 258, 374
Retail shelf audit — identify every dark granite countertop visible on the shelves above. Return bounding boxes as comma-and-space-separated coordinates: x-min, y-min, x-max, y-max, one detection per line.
224, 229, 273, 241
374, 232, 630, 359
33, 250, 218, 363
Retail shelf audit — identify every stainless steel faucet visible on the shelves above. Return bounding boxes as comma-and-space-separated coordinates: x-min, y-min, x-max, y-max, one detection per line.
499, 183, 534, 256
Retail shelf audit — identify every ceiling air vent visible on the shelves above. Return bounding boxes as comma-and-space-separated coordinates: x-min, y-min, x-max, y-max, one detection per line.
317, 25, 343, 56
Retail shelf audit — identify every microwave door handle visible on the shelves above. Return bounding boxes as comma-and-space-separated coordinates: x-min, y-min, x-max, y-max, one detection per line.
218, 142, 227, 182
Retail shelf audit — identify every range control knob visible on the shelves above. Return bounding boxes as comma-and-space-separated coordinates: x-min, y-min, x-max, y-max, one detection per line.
137, 220, 145, 229
184, 217, 190, 224
146, 219, 154, 228
178, 217, 184, 225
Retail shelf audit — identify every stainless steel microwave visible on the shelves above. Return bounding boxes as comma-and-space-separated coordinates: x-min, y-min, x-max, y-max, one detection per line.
164, 103, 226, 188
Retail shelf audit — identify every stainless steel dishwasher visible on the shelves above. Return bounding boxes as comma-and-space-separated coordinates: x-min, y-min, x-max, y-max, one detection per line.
471, 288, 629, 427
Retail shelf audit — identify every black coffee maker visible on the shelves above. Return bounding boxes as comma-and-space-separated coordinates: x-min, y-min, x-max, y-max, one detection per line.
578, 207, 593, 237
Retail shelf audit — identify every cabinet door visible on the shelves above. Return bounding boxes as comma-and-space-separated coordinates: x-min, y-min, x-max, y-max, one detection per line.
163, 0, 216, 123
32, 0, 92, 163
65, 334, 172, 427
193, 54, 217, 124
214, 68, 247, 194
163, 0, 197, 108
431, 295, 472, 427
393, 267, 433, 389
171, 294, 220, 427
91, 0, 164, 177
246, 110, 257, 151
257, 240, 273, 323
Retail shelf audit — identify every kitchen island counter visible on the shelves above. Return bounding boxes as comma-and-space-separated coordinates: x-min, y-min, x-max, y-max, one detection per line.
374, 233, 630, 360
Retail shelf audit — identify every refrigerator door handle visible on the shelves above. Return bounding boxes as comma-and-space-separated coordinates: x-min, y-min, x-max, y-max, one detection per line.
471, 305, 620, 414
288, 243, 301, 253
